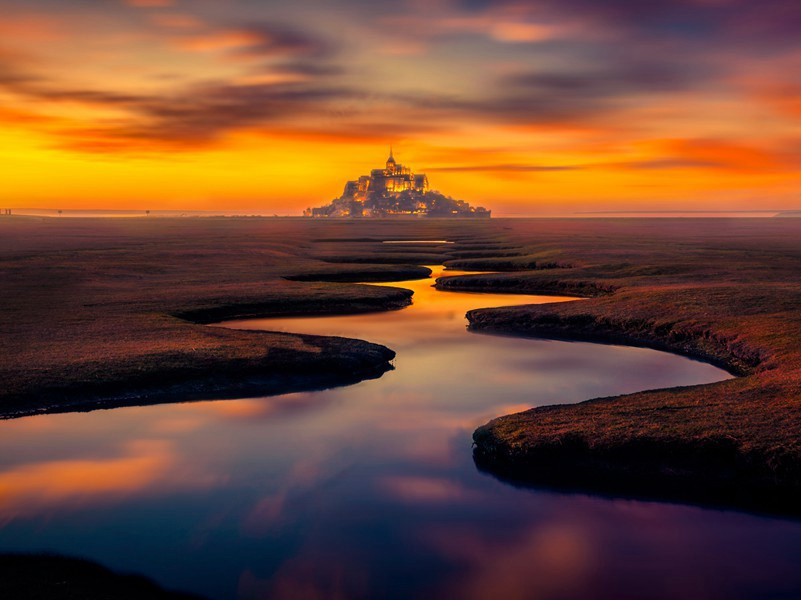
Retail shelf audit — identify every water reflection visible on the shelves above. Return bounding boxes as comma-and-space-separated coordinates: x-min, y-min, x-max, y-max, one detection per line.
0, 440, 174, 519
0, 267, 797, 599
221, 267, 578, 349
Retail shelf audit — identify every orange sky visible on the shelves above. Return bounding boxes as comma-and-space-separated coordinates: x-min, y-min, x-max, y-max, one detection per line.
2, 0, 801, 215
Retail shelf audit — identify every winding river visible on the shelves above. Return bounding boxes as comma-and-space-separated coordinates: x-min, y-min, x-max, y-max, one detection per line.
1, 266, 800, 599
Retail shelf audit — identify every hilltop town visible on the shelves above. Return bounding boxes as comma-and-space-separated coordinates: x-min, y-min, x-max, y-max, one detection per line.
305, 149, 491, 218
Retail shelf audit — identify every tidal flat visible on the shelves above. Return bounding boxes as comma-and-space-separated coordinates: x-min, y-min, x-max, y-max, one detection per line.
3, 216, 801, 598
2, 216, 801, 500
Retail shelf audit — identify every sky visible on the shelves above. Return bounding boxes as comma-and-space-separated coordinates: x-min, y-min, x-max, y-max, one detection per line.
2, 0, 801, 216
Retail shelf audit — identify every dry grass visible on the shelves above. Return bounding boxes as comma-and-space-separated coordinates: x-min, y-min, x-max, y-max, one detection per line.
432, 218, 801, 511
0, 217, 491, 416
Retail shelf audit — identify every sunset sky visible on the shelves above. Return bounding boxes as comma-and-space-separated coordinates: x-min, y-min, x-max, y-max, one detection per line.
2, 0, 801, 215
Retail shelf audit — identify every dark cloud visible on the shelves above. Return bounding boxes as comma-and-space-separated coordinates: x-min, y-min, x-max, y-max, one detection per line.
520, 0, 801, 50
0, 65, 355, 149
474, 64, 699, 122
135, 81, 351, 140
273, 61, 343, 77
504, 59, 702, 95
230, 22, 332, 59
380, 47, 714, 128
3, 0, 801, 155
0, 15, 345, 150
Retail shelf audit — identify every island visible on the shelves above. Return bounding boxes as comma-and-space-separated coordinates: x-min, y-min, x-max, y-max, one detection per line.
304, 148, 491, 218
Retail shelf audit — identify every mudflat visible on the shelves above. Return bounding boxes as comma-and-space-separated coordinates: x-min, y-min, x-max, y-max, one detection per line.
436, 218, 801, 511
1, 217, 518, 417
4, 216, 801, 512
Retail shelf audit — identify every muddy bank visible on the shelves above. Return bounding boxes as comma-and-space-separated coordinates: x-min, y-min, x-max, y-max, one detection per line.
1, 330, 396, 419
283, 265, 431, 283
2, 273, 412, 419
464, 269, 801, 512
436, 272, 613, 297
9, 216, 801, 514
467, 308, 763, 376
443, 256, 569, 271
174, 285, 413, 324
467, 306, 798, 512
472, 434, 801, 517
3, 217, 480, 418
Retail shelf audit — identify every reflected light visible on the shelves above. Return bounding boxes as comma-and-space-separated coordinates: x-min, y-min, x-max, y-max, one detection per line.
378, 475, 475, 503
0, 439, 174, 518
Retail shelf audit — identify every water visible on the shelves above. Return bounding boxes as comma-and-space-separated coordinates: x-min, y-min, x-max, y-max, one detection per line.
0, 267, 799, 599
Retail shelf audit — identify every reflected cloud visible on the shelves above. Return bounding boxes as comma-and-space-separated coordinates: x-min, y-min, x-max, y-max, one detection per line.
149, 415, 208, 434
424, 522, 596, 600
149, 12, 204, 30
240, 558, 370, 600
196, 392, 338, 422
378, 475, 477, 503
241, 454, 342, 537
0, 439, 174, 518
0, 260, 782, 597
125, 0, 174, 7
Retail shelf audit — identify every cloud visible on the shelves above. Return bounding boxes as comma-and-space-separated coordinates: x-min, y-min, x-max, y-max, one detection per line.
504, 60, 701, 95
53, 81, 355, 151
618, 158, 731, 170
172, 23, 332, 60
521, 0, 801, 50
424, 147, 799, 175
125, 0, 174, 7
427, 163, 581, 173
0, 14, 69, 41
0, 54, 355, 150
653, 138, 796, 172
382, 52, 714, 130
149, 12, 205, 30
402, 13, 563, 43
0, 13, 345, 152
2, 0, 801, 172
0, 439, 174, 516
173, 31, 270, 52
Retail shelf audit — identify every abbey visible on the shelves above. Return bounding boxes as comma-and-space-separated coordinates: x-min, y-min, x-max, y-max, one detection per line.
305, 149, 490, 218
345, 147, 429, 200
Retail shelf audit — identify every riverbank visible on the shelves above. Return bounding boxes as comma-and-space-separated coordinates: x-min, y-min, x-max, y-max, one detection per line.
431, 219, 801, 511
0, 217, 459, 418
7, 216, 801, 513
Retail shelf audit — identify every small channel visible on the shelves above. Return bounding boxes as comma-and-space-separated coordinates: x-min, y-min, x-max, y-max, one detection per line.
0, 266, 799, 599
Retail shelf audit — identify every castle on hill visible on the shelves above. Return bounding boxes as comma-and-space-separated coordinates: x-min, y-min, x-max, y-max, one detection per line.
304, 149, 491, 218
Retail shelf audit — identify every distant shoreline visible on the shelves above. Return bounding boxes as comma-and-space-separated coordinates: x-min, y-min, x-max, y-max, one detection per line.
1, 209, 797, 219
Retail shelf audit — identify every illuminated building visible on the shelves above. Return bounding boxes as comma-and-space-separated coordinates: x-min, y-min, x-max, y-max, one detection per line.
305, 149, 490, 218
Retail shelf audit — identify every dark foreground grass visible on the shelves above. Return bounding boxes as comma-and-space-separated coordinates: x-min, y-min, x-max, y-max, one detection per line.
0, 553, 203, 599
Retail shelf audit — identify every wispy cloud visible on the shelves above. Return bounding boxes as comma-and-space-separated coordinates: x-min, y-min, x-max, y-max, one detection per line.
2, 0, 801, 210
428, 164, 582, 173
125, 0, 174, 7
172, 23, 331, 60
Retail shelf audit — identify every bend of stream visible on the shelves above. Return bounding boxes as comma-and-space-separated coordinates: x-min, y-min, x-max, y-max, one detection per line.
1, 266, 800, 599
